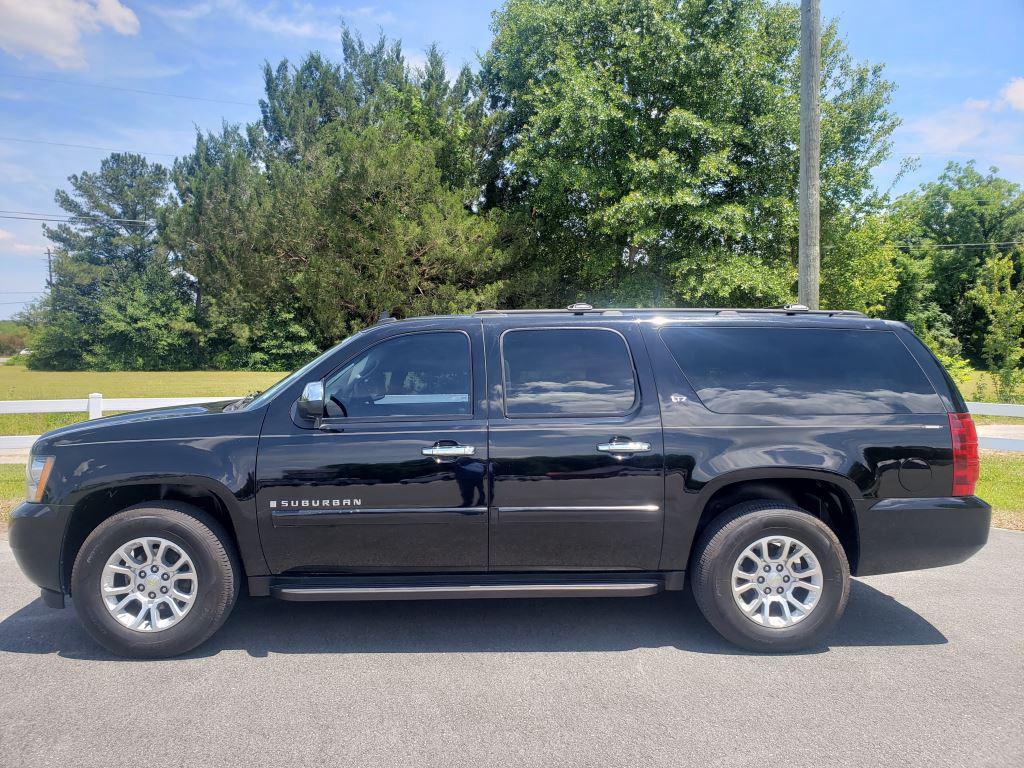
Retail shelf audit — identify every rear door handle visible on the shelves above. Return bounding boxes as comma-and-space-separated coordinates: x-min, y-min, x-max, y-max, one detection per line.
422, 443, 476, 459
596, 440, 651, 454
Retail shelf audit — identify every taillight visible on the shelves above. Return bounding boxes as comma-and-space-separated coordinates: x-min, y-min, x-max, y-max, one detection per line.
948, 412, 980, 496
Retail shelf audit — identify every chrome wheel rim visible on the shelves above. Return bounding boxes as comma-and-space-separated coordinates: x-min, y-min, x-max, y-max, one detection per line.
732, 535, 823, 628
100, 537, 198, 632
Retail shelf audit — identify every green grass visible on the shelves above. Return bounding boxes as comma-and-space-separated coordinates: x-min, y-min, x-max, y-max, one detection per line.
0, 412, 100, 436
0, 464, 23, 525
957, 368, 993, 400
0, 367, 286, 400
971, 414, 1024, 426
977, 451, 1024, 531
0, 368, 288, 435
957, 368, 1023, 404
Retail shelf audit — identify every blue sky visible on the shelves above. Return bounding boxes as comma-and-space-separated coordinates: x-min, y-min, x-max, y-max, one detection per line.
1, 0, 1022, 319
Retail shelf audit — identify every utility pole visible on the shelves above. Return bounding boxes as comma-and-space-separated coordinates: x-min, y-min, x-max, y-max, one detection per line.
46, 248, 53, 288
798, 0, 821, 309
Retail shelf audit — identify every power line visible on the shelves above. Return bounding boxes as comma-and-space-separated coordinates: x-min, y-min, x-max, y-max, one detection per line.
0, 210, 154, 224
0, 72, 253, 107
0, 136, 177, 158
825, 240, 1024, 252
894, 240, 1024, 250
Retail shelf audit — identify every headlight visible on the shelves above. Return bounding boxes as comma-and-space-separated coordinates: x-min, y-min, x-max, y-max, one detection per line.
26, 455, 55, 503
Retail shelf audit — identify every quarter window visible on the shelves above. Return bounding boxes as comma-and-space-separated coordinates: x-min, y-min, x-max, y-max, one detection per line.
324, 332, 471, 418
502, 328, 638, 416
659, 326, 943, 415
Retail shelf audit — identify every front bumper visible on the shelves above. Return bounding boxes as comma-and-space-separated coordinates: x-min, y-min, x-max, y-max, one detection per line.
854, 496, 991, 576
8, 502, 72, 595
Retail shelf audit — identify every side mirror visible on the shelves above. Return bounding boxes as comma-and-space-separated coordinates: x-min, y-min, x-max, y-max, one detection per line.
297, 381, 325, 421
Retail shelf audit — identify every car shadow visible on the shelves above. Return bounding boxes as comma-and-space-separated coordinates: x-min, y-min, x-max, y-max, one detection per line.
0, 579, 946, 661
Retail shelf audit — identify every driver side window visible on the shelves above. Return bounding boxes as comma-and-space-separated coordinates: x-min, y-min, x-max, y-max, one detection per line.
324, 331, 472, 419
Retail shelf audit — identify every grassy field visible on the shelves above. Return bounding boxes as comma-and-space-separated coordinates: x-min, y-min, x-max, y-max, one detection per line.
0, 368, 287, 435
971, 414, 1024, 426
2, 450, 1021, 530
976, 451, 1024, 530
0, 464, 22, 525
958, 368, 1024, 404
0, 366, 285, 400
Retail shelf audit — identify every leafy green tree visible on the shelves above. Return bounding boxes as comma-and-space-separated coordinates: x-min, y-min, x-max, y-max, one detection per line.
481, 0, 898, 307
162, 125, 281, 367
968, 251, 1024, 399
87, 265, 198, 370
30, 153, 192, 370
820, 212, 898, 316
0, 320, 31, 355
163, 33, 508, 368
892, 162, 1024, 357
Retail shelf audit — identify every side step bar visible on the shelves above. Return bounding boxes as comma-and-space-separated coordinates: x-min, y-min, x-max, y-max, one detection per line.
271, 581, 661, 602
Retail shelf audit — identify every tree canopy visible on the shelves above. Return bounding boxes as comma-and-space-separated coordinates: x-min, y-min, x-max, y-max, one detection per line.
19, 3, 1023, 388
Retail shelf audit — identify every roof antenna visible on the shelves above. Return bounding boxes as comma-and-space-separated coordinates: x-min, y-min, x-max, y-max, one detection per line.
377, 309, 392, 324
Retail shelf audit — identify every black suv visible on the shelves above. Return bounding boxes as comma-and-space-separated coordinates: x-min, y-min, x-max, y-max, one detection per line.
10, 306, 988, 657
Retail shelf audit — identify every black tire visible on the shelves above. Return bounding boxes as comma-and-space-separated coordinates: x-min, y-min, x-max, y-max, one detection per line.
690, 500, 850, 652
71, 502, 240, 659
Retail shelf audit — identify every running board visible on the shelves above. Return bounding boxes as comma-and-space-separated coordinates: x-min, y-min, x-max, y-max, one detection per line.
271, 581, 661, 602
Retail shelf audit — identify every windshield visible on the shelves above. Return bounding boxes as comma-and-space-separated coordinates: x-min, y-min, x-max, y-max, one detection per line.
236, 330, 370, 411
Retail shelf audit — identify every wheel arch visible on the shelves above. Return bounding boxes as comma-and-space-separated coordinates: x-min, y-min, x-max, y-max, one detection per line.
679, 468, 861, 573
60, 476, 264, 594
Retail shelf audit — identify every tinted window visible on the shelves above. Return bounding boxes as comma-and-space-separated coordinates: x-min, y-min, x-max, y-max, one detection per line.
502, 328, 637, 416
660, 327, 943, 415
325, 332, 471, 418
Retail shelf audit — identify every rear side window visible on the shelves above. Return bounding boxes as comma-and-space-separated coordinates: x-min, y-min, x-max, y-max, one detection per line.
502, 328, 637, 416
660, 327, 943, 415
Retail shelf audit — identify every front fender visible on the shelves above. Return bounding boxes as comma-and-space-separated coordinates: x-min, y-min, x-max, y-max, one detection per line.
44, 425, 267, 587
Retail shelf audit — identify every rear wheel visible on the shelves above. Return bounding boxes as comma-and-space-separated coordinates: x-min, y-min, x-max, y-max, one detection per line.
71, 503, 239, 658
690, 501, 850, 652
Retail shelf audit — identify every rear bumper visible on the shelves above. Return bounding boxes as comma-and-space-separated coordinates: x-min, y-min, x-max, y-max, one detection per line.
8, 502, 71, 595
854, 496, 990, 576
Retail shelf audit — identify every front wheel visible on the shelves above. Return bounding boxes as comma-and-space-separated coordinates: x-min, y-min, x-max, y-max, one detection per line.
71, 503, 240, 658
690, 501, 850, 652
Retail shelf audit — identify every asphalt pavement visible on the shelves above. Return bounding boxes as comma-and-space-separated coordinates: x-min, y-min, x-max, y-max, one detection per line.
0, 530, 1022, 767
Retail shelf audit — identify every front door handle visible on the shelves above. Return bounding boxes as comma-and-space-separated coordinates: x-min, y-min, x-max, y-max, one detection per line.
596, 439, 652, 455
422, 443, 476, 460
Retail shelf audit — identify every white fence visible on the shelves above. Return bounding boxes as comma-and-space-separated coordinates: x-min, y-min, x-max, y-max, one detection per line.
0, 394, 239, 418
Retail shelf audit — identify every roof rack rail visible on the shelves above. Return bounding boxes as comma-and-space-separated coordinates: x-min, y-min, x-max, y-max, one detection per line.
472, 306, 867, 318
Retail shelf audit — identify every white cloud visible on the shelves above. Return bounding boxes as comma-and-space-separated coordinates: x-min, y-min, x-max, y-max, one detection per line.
904, 109, 988, 154
901, 76, 1024, 168
1002, 77, 1024, 112
0, 228, 46, 256
150, 1, 394, 41
10, 241, 46, 255
0, 0, 139, 69
0, 232, 48, 257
